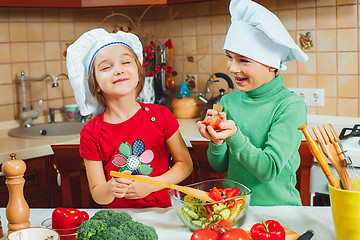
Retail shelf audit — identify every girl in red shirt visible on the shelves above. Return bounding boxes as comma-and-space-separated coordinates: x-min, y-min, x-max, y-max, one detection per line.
66, 28, 193, 208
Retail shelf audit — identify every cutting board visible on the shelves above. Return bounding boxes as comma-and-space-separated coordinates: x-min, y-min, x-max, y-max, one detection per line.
247, 227, 300, 240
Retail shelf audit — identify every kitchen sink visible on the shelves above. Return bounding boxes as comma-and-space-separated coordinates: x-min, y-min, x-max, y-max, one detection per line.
8, 122, 86, 139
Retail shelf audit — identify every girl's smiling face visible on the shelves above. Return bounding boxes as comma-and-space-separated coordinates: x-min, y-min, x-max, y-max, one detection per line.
94, 44, 139, 99
226, 50, 277, 92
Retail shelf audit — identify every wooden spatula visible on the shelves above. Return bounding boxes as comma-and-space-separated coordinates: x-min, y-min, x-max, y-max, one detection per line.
110, 171, 215, 202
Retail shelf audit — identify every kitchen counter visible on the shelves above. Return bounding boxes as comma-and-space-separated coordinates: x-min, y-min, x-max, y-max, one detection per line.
0, 114, 359, 164
0, 206, 335, 240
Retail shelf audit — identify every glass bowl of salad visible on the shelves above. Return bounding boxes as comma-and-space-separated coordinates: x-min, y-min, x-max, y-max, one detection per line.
169, 179, 251, 232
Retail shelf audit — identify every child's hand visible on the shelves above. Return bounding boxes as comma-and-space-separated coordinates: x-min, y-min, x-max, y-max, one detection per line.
125, 176, 156, 199
197, 111, 238, 144
110, 177, 133, 199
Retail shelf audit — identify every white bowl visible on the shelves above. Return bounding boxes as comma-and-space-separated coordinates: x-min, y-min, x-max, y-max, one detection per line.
8, 227, 60, 240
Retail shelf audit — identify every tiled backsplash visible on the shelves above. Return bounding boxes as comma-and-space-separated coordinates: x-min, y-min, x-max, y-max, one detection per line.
0, 0, 359, 122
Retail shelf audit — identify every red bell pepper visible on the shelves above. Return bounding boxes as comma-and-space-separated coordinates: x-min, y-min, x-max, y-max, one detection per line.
228, 198, 244, 209
250, 220, 285, 240
52, 207, 89, 238
225, 188, 240, 199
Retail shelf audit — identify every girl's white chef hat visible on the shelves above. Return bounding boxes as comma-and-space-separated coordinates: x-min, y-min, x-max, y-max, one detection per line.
66, 28, 143, 116
223, 0, 308, 71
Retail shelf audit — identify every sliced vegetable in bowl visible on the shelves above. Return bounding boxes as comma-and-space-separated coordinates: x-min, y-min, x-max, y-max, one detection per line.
169, 179, 251, 232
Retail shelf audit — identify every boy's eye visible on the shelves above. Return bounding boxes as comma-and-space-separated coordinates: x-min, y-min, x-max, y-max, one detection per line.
240, 59, 249, 63
122, 61, 131, 64
226, 54, 232, 60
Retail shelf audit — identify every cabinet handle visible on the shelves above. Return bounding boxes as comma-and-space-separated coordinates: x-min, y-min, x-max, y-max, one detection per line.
53, 164, 61, 187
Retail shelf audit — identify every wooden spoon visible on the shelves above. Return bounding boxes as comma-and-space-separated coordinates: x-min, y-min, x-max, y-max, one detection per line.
298, 124, 340, 188
110, 171, 215, 202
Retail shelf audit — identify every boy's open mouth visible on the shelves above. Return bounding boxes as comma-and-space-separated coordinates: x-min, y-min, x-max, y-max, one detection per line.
234, 77, 247, 84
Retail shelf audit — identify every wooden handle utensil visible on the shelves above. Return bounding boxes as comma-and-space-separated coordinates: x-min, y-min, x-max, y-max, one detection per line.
298, 124, 340, 188
213, 104, 223, 112
110, 171, 215, 202
312, 126, 350, 190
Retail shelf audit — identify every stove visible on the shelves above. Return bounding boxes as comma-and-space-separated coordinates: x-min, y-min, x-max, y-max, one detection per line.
339, 124, 360, 140
339, 124, 360, 168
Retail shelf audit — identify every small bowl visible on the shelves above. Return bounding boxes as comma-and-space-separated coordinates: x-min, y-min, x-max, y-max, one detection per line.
42, 218, 78, 240
8, 227, 60, 240
169, 179, 251, 231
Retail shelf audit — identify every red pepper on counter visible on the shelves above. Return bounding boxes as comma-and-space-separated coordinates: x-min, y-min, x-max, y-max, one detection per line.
250, 220, 285, 240
52, 207, 89, 237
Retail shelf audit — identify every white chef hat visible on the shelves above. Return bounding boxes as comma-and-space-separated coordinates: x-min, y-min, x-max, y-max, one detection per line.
66, 28, 143, 116
223, 0, 308, 71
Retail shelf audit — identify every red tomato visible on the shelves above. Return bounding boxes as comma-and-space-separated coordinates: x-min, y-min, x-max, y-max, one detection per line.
191, 229, 219, 240
220, 228, 250, 240
207, 219, 233, 233
210, 219, 233, 236
209, 187, 223, 201
203, 115, 222, 130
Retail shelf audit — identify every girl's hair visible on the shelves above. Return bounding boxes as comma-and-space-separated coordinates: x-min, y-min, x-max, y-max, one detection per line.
88, 48, 145, 110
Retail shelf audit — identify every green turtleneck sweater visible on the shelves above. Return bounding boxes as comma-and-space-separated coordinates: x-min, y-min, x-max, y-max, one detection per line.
208, 75, 307, 206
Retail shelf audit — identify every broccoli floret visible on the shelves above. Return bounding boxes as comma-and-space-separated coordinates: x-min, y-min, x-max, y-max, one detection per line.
76, 210, 158, 240
121, 220, 158, 240
76, 219, 106, 240
89, 227, 125, 240
91, 210, 132, 228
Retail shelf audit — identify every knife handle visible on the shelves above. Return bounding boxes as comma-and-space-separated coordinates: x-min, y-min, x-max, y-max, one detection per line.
297, 230, 314, 240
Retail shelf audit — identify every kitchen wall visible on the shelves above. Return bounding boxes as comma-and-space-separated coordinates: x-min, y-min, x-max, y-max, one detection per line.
0, 0, 359, 122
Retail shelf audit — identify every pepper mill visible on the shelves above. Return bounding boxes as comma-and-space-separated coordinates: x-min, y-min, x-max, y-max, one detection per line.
1, 153, 30, 235
0, 216, 3, 238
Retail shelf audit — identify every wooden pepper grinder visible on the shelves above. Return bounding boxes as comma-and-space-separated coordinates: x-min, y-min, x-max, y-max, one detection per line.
1, 153, 30, 235
0, 216, 3, 238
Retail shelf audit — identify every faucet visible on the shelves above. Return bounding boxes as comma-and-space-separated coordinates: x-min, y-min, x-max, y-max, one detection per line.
49, 107, 63, 124
17, 70, 59, 127
55, 73, 68, 82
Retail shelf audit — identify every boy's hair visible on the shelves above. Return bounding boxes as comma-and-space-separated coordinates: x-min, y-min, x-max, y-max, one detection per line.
88, 49, 145, 110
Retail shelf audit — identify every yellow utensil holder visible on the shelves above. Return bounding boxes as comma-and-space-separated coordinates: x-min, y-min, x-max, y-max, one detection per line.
329, 178, 360, 240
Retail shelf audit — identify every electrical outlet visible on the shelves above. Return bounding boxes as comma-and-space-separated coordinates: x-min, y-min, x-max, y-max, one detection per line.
308, 88, 324, 107
288, 88, 325, 107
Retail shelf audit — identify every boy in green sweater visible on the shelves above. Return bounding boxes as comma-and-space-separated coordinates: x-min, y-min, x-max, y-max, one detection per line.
197, 0, 308, 206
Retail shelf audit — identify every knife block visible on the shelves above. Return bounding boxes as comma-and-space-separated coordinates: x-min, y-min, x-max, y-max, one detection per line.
1, 153, 30, 235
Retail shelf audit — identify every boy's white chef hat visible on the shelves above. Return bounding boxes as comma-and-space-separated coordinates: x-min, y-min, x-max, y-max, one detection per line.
223, 0, 308, 71
66, 28, 143, 116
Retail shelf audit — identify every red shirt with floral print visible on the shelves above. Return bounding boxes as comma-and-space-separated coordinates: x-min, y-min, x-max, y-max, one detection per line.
80, 103, 179, 208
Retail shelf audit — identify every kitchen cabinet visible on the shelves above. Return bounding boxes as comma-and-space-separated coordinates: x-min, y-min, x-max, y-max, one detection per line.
51, 145, 102, 209
189, 141, 313, 206
0, 155, 58, 208
0, 0, 213, 8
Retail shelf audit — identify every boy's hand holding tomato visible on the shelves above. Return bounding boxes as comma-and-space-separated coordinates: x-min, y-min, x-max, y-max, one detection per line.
197, 110, 238, 144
